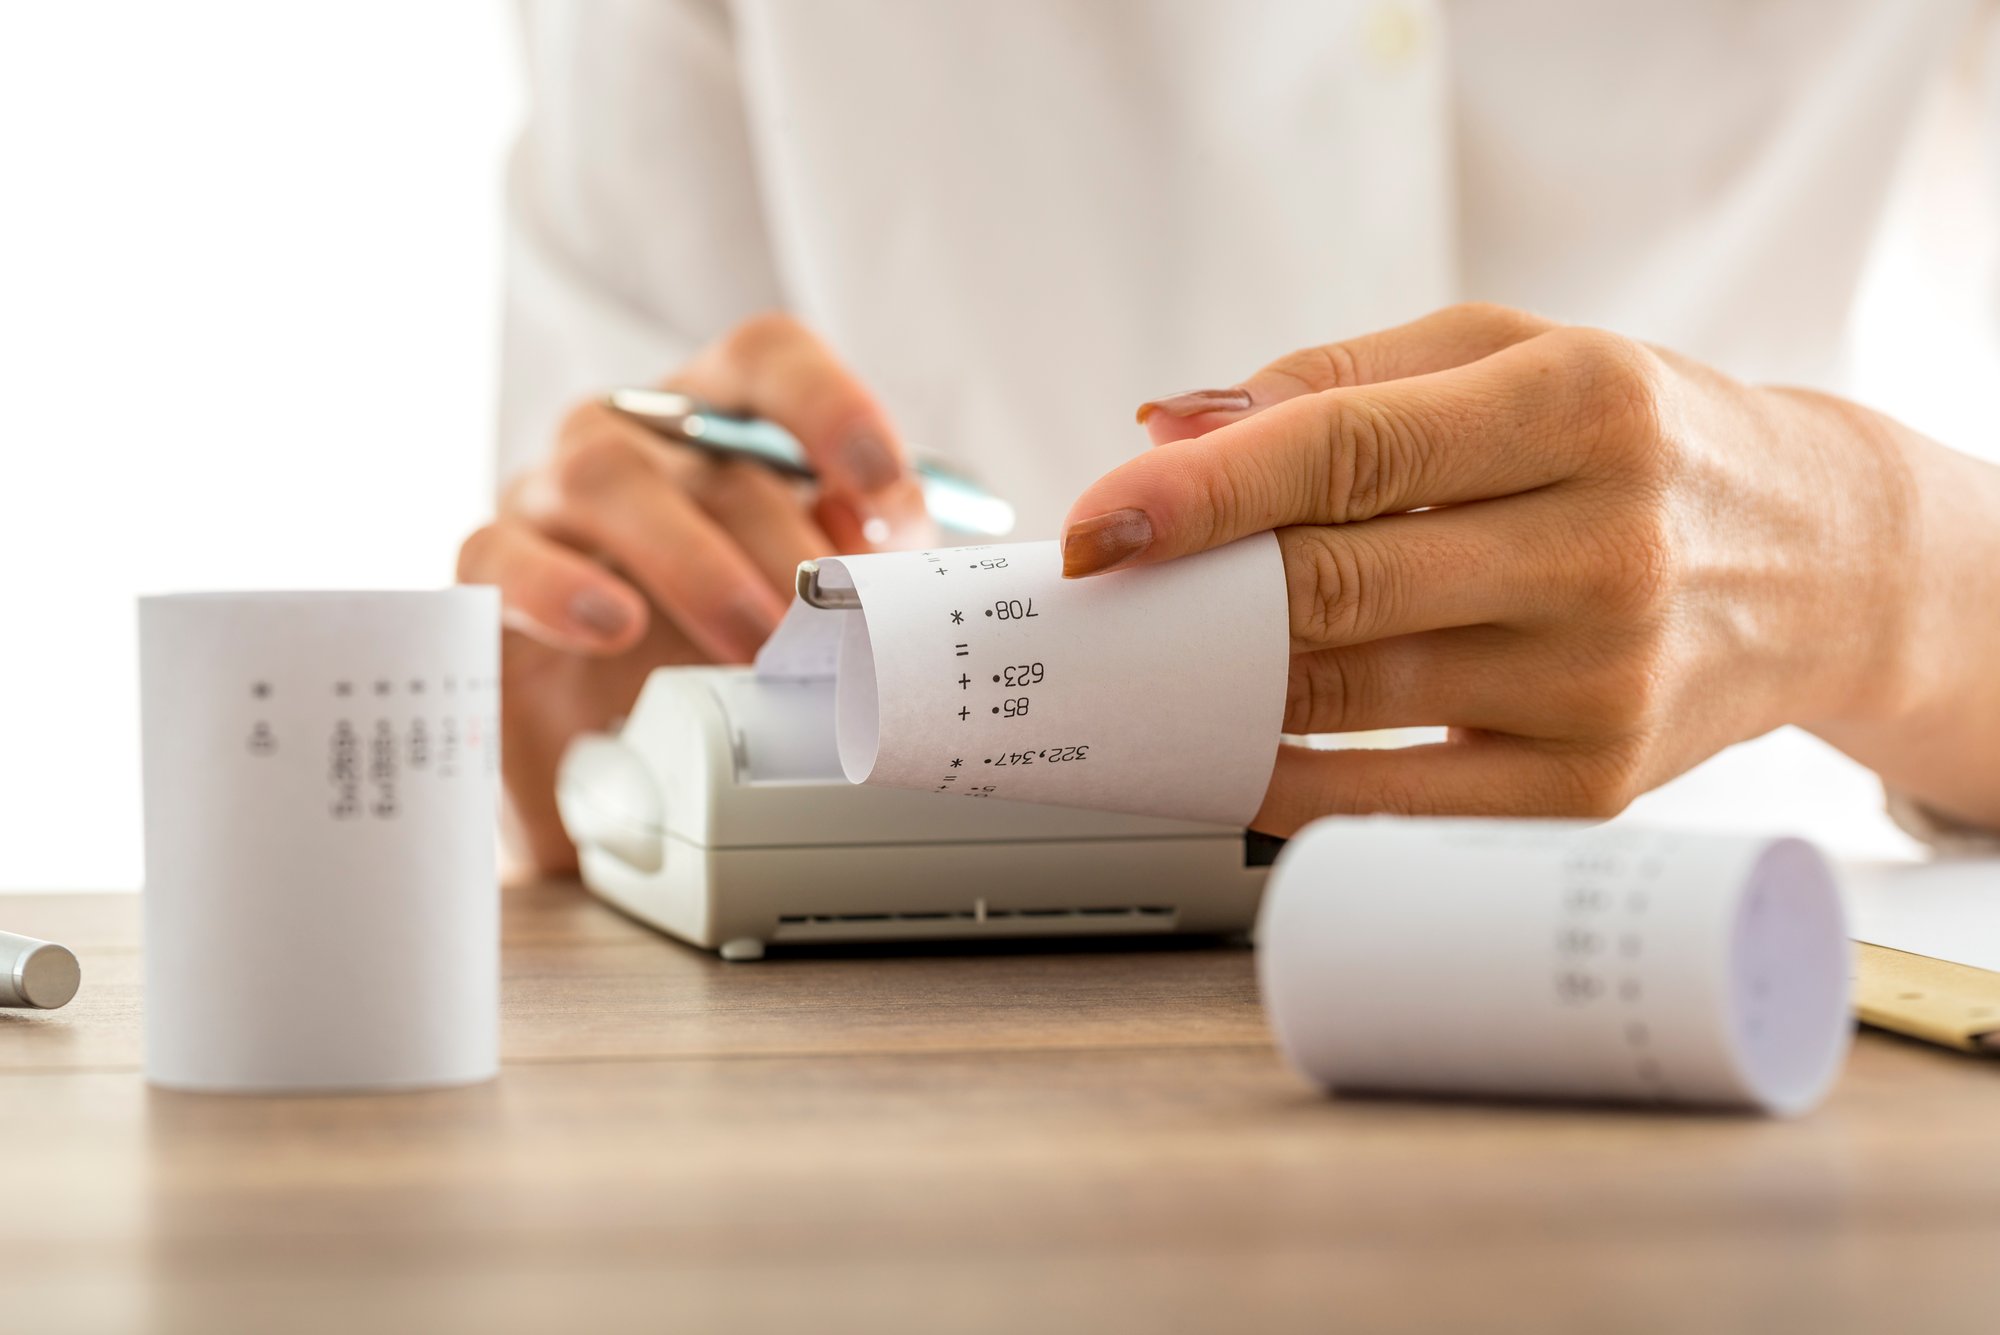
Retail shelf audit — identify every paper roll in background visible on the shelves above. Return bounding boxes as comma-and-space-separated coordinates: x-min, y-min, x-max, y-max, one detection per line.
1257, 819, 1853, 1115
140, 590, 501, 1093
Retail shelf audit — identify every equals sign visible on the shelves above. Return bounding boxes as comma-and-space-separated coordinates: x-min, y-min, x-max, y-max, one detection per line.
954, 644, 969, 656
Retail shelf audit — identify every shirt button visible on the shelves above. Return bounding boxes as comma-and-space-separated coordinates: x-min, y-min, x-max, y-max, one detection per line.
1365, 3, 1423, 66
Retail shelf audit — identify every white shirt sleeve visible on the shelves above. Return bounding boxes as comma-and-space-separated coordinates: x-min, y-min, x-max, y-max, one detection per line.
498, 0, 785, 488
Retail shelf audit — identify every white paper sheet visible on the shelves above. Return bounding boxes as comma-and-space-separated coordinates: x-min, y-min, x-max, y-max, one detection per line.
1257, 819, 1853, 1115
754, 536, 1288, 826
140, 590, 500, 1093
1845, 857, 2000, 973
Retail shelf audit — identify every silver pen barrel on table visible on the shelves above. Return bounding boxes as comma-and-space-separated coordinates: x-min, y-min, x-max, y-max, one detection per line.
0, 931, 81, 1010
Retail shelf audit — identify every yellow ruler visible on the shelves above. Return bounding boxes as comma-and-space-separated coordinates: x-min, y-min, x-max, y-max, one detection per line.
1853, 942, 2000, 1053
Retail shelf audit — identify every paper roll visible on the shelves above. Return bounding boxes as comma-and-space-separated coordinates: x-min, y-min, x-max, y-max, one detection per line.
755, 536, 1289, 826
1257, 819, 1852, 1115
140, 590, 500, 1093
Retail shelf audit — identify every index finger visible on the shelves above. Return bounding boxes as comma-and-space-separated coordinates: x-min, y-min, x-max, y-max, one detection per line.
672, 313, 926, 531
1137, 302, 1556, 445
1062, 327, 1652, 576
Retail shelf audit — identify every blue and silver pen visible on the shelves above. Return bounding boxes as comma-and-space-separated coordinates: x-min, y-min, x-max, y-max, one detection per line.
605, 387, 1016, 538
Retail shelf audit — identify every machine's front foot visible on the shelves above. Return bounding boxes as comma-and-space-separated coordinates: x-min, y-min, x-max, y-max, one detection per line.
719, 938, 767, 962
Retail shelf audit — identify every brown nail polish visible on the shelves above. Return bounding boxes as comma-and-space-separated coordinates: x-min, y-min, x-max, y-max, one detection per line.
838, 429, 902, 494
568, 589, 632, 640
1062, 508, 1153, 577
1134, 387, 1253, 425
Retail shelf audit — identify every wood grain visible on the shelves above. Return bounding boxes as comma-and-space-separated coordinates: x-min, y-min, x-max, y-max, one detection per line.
3, 885, 1998, 1335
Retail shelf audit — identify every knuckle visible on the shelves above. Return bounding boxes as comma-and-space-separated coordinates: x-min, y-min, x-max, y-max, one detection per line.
556, 398, 609, 441
455, 523, 503, 582
719, 310, 808, 365
1268, 342, 1361, 393
1564, 644, 1669, 740
1283, 659, 1329, 733
697, 458, 777, 515
551, 427, 649, 503
1189, 454, 1249, 548
1354, 770, 1437, 818
1542, 743, 1646, 820
1545, 326, 1670, 462
1444, 300, 1547, 343
1443, 299, 1513, 325
1576, 503, 1677, 622
1288, 530, 1373, 645
1328, 401, 1404, 520
1284, 653, 1355, 732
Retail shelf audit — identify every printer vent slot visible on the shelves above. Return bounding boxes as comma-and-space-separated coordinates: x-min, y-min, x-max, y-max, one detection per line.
775, 905, 1177, 927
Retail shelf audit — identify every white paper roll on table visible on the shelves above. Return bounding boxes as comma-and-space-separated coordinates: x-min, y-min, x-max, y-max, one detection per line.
1257, 819, 1852, 1115
140, 590, 501, 1093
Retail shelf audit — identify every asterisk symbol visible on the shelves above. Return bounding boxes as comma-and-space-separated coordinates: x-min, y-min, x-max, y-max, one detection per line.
950, 609, 964, 624
951, 758, 963, 768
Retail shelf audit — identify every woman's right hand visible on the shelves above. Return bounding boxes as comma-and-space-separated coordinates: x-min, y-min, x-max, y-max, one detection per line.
458, 314, 932, 874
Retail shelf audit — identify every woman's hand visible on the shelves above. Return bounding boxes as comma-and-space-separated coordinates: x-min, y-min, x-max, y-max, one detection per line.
459, 314, 932, 873
1062, 303, 2000, 835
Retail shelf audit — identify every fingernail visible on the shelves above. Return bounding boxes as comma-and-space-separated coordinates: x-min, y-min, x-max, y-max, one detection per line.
838, 428, 902, 494
568, 588, 632, 640
1134, 387, 1253, 425
1061, 508, 1153, 578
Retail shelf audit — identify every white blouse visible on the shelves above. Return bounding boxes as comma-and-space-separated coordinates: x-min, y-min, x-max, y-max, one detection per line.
499, 0, 1999, 855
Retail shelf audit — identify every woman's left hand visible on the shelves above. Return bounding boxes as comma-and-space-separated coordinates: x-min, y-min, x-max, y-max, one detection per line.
1060, 303, 1967, 834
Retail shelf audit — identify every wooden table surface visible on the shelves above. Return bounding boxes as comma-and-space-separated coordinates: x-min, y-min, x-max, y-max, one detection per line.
4, 883, 1998, 1335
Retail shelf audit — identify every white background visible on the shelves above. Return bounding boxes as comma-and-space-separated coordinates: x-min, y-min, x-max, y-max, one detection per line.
0, 5, 1994, 888
0, 3, 518, 887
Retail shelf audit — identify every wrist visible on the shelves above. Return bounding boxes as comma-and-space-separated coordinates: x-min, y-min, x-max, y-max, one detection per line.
1764, 387, 1924, 730
1798, 405, 2000, 826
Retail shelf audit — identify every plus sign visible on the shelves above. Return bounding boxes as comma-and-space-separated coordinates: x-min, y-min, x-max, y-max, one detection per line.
958, 706, 970, 721
957, 674, 970, 689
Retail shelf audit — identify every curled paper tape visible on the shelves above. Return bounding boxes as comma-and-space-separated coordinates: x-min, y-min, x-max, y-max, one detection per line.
757, 536, 1289, 827
1257, 819, 1853, 1115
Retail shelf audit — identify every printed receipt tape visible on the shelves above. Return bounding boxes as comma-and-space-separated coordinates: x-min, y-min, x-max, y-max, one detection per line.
757, 535, 1288, 827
